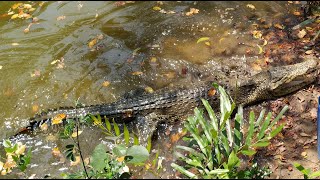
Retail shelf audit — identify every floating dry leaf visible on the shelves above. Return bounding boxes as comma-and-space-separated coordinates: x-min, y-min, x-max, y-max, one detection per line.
153, 6, 162, 11
197, 37, 210, 44
11, 14, 19, 19
52, 114, 66, 125
150, 57, 157, 63
102, 81, 110, 87
11, 43, 19, 46
131, 71, 143, 75
186, 8, 199, 16
170, 129, 187, 143
39, 2, 45, 6
145, 86, 154, 93
31, 70, 41, 77
24, 28, 30, 33
246, 4, 256, 10
32, 104, 39, 113
297, 29, 307, 39
56, 15, 66, 21
71, 131, 83, 138
0, 65, 2, 70
12, 3, 23, 9
29, 8, 36, 12
88, 38, 97, 49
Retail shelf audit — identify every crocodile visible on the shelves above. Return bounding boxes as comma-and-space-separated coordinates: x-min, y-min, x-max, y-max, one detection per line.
14, 58, 319, 138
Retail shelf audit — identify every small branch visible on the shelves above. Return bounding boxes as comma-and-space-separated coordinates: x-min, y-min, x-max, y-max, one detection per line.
75, 117, 90, 179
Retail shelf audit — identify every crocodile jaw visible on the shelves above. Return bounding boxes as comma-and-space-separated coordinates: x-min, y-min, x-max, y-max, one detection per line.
270, 58, 319, 97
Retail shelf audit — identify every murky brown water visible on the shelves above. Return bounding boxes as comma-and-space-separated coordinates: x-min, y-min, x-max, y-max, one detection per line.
0, 1, 305, 178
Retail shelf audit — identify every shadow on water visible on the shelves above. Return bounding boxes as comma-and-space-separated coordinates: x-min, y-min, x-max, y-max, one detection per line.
0, 1, 308, 178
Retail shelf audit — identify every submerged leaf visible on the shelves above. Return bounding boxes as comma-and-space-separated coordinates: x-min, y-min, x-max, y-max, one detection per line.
197, 37, 210, 44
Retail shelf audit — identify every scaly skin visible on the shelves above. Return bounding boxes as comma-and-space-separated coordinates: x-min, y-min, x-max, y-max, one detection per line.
16, 58, 319, 136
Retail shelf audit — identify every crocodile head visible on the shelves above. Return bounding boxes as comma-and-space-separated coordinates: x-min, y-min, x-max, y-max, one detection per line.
269, 58, 319, 97
234, 58, 319, 106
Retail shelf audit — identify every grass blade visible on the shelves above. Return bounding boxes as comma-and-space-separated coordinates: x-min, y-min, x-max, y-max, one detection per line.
245, 111, 255, 146
123, 124, 130, 146
202, 98, 218, 132
171, 163, 198, 179
112, 119, 120, 136
269, 105, 288, 129
133, 133, 139, 145
104, 116, 111, 131
257, 112, 272, 140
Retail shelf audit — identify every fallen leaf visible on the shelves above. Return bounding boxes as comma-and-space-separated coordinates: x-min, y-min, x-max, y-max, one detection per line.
153, 6, 161, 11
170, 129, 187, 143
52, 147, 61, 157
208, 88, 216, 97
288, 166, 293, 171
12, 3, 23, 9
24, 28, 30, 33
186, 8, 199, 16
70, 156, 80, 166
197, 37, 210, 44
145, 86, 154, 93
39, 2, 45, 6
204, 41, 211, 46
293, 11, 301, 16
252, 30, 262, 39
300, 132, 311, 137
297, 29, 307, 39
131, 71, 143, 75
274, 23, 284, 30
23, 4, 32, 9
116, 156, 125, 162
56, 15, 66, 21
28, 174, 36, 179
40, 123, 48, 131
88, 38, 97, 48
257, 44, 264, 54
32, 105, 39, 113
11, 14, 19, 19
301, 151, 307, 157
305, 50, 313, 55
246, 4, 256, 10
102, 81, 110, 87
29, 8, 36, 12
150, 57, 157, 63
52, 114, 66, 125
71, 131, 83, 138
0, 65, 2, 69
11, 43, 19, 46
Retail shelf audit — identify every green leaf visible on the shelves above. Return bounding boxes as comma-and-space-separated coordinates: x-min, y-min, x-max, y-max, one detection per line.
171, 163, 198, 179
113, 144, 127, 157
147, 136, 152, 153
196, 37, 209, 44
252, 141, 270, 147
3, 139, 12, 148
208, 169, 229, 175
293, 162, 311, 177
112, 119, 120, 136
241, 149, 256, 156
195, 106, 212, 143
310, 171, 320, 178
202, 98, 218, 132
257, 112, 271, 140
268, 124, 284, 139
227, 150, 240, 169
90, 144, 109, 171
234, 108, 243, 151
104, 116, 111, 131
269, 105, 288, 128
126, 145, 149, 164
123, 124, 130, 146
245, 111, 255, 146
133, 133, 139, 145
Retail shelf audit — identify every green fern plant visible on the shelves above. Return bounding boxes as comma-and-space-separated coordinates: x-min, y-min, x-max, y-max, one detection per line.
171, 83, 287, 179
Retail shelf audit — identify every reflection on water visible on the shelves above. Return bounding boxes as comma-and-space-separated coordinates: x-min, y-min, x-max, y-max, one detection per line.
0, 1, 303, 178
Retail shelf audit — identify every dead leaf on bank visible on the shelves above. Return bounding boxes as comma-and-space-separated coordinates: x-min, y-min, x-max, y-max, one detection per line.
274, 23, 284, 30
145, 86, 154, 93
52, 147, 61, 157
301, 151, 307, 158
131, 71, 143, 75
305, 50, 313, 55
170, 129, 187, 143
246, 4, 256, 10
70, 156, 80, 166
71, 131, 83, 138
153, 6, 161, 11
56, 15, 66, 21
300, 132, 311, 137
186, 8, 199, 16
297, 29, 307, 39
52, 114, 66, 125
208, 88, 216, 97
102, 81, 110, 87
293, 11, 301, 16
